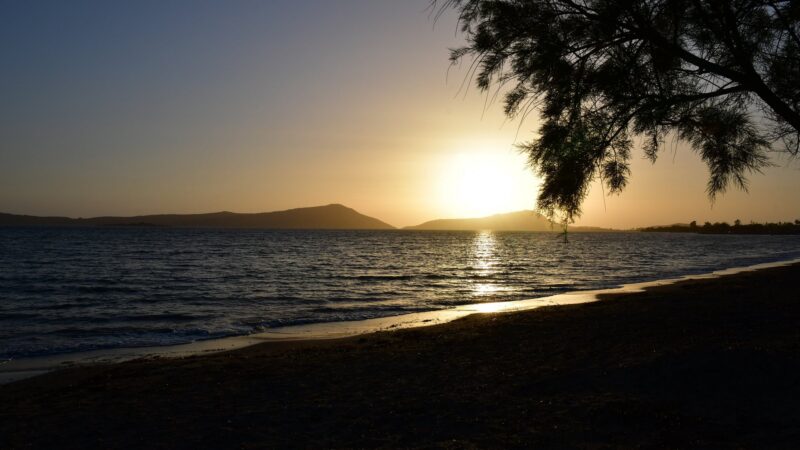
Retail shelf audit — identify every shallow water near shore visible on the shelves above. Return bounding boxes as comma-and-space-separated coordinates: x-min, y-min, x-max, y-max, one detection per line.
1, 257, 798, 385
3, 227, 800, 362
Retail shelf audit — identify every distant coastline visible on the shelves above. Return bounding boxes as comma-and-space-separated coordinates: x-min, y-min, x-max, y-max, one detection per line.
403, 210, 615, 232
641, 220, 800, 235
0, 205, 618, 232
0, 204, 394, 230
10, 205, 798, 233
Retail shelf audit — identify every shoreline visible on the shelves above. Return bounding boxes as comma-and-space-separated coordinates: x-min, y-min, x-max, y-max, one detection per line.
3, 259, 800, 447
2, 256, 798, 385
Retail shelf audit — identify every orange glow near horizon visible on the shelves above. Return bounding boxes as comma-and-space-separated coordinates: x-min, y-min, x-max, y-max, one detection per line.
3, 2, 800, 229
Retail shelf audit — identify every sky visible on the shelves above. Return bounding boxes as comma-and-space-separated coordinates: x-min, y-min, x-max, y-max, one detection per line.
2, 0, 799, 229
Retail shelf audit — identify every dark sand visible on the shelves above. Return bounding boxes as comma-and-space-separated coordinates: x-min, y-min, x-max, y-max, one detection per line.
2, 264, 800, 449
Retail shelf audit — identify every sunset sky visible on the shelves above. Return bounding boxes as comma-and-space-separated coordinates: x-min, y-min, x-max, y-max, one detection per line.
2, 0, 799, 229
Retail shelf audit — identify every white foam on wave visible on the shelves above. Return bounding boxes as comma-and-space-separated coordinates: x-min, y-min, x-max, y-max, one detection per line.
2, 257, 798, 385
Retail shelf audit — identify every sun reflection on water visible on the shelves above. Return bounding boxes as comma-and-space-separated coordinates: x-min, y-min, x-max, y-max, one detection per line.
470, 230, 504, 297
473, 283, 501, 295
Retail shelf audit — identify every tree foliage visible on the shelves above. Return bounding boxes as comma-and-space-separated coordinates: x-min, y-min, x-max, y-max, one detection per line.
436, 0, 800, 221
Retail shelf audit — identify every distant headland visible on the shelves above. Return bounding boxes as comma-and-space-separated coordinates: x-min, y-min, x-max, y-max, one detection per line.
404, 210, 612, 232
0, 204, 395, 230
7, 206, 797, 234
640, 220, 800, 235
0, 206, 620, 232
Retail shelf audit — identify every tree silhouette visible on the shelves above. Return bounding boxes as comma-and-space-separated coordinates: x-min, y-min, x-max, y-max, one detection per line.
436, 0, 800, 221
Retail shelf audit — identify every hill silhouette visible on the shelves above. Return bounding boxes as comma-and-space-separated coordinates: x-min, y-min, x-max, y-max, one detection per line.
404, 210, 610, 232
0, 204, 395, 230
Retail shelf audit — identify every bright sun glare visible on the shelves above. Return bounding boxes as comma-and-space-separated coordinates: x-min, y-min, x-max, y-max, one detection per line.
437, 150, 539, 218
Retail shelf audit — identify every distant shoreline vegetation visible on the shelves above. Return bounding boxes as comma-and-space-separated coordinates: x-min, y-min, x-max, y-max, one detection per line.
640, 220, 800, 235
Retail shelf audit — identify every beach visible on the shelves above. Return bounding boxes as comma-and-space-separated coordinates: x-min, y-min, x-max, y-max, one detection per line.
2, 262, 799, 449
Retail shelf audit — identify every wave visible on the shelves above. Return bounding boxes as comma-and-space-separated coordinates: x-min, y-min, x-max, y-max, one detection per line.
3, 228, 800, 359
337, 274, 416, 281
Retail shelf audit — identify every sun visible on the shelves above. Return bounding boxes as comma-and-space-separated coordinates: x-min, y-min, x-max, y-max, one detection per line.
436, 150, 539, 218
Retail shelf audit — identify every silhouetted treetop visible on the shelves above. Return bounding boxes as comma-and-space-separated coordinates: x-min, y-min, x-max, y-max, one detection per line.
641, 219, 800, 234
436, 0, 800, 221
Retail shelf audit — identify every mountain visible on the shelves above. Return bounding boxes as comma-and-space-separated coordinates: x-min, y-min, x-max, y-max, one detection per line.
0, 204, 395, 230
405, 210, 553, 231
404, 210, 612, 232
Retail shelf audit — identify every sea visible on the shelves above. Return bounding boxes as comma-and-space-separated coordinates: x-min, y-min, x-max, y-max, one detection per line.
2, 227, 800, 360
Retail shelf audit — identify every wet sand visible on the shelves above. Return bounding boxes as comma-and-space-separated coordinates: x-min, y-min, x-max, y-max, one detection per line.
2, 263, 800, 448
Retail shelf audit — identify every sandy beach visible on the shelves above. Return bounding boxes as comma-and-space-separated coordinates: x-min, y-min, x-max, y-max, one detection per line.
2, 262, 800, 449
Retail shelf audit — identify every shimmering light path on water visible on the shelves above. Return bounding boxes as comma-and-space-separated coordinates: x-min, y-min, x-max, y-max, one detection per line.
2, 228, 800, 359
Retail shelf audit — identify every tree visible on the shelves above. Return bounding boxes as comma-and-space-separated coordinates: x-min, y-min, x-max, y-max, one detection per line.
435, 0, 800, 221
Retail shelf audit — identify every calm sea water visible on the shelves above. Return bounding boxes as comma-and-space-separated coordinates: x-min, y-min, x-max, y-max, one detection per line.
2, 227, 800, 359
